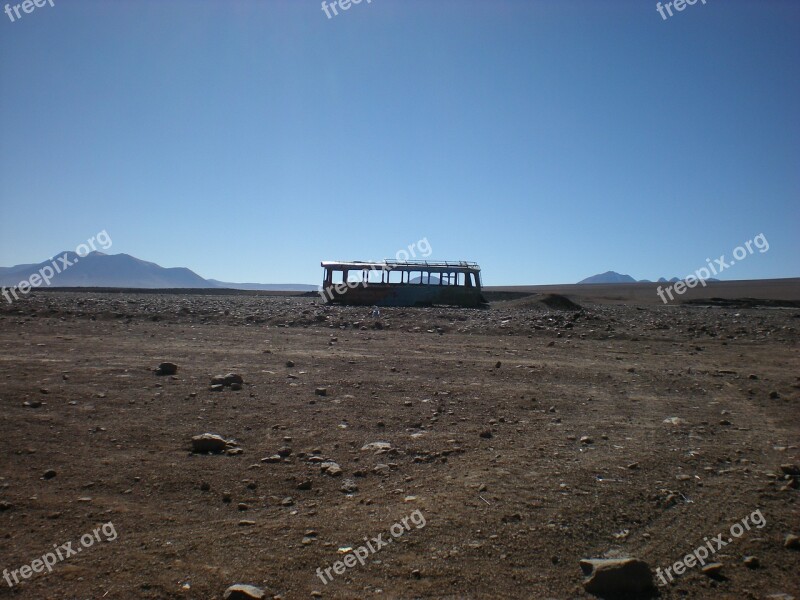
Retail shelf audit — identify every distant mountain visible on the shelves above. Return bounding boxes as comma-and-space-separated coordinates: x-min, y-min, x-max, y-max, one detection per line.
207, 279, 316, 292
0, 252, 314, 291
578, 271, 637, 284
580, 271, 719, 284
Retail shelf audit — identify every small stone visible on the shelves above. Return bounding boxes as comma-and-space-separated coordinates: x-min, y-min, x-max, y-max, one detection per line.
315, 387, 327, 396
191, 433, 237, 454
296, 480, 312, 491
784, 534, 800, 549
210, 384, 224, 392
361, 442, 392, 452
155, 362, 178, 376
743, 555, 760, 569
23, 400, 42, 408
700, 562, 724, 578
211, 375, 226, 385
580, 436, 593, 444
281, 497, 294, 506
0, 500, 13, 511
719, 419, 732, 426
495, 361, 501, 368
411, 569, 421, 579
285, 360, 295, 368
780, 464, 800, 477
237, 520, 256, 526
320, 462, 342, 476
223, 373, 244, 386
262, 455, 282, 463
230, 382, 243, 391
43, 469, 57, 480
770, 391, 780, 399
277, 447, 292, 457
200, 481, 211, 492
479, 430, 493, 439
627, 462, 639, 470
340, 479, 358, 493
238, 503, 249, 511
223, 584, 265, 600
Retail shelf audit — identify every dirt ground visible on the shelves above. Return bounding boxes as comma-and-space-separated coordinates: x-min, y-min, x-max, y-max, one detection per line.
0, 291, 798, 600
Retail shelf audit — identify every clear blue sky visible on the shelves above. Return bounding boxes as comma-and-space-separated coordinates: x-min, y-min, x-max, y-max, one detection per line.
1, 0, 798, 285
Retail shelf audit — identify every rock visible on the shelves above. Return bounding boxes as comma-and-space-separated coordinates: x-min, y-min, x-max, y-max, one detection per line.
743, 555, 760, 569
199, 481, 211, 492
262, 455, 282, 463
580, 436, 593, 444
23, 400, 42, 408
780, 464, 800, 477
340, 479, 358, 493
0, 500, 13, 511
784, 534, 800, 549
224, 373, 244, 386
663, 416, 687, 426
361, 441, 392, 452
285, 360, 294, 368
223, 585, 265, 600
277, 447, 292, 457
495, 361, 501, 368
315, 387, 327, 396
320, 462, 342, 476
770, 391, 780, 399
281, 497, 294, 506
579, 557, 654, 595
43, 469, 57, 480
296, 480, 312, 490
155, 362, 178, 376
700, 562, 724, 578
210, 384, 224, 392
479, 430, 493, 439
191, 433, 238, 454
211, 375, 226, 385
230, 382, 243, 391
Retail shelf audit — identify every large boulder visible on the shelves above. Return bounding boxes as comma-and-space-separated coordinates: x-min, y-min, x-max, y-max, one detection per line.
580, 557, 654, 596
223, 584, 265, 600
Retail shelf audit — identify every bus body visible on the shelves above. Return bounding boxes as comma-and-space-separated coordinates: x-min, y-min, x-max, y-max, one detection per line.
319, 260, 486, 307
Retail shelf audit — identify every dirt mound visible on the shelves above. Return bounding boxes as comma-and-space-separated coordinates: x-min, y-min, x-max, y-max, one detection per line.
539, 293, 582, 311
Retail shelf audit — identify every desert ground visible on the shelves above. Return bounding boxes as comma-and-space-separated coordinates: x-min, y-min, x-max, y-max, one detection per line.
0, 287, 798, 600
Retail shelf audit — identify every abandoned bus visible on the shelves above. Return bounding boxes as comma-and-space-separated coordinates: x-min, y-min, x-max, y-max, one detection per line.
319, 260, 486, 307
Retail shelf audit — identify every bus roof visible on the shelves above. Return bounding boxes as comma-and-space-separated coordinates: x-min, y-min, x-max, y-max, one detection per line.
321, 260, 481, 272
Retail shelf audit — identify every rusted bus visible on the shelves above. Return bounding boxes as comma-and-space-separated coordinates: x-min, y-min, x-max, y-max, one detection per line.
319, 260, 487, 307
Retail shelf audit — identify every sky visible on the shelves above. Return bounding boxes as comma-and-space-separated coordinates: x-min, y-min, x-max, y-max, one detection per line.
1, 0, 798, 286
